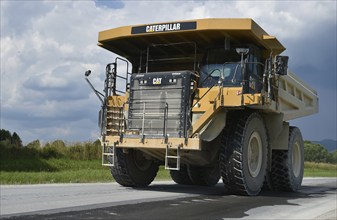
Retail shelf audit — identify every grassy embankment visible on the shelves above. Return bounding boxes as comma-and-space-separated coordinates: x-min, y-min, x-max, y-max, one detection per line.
0, 159, 336, 184
0, 140, 170, 184
0, 158, 171, 184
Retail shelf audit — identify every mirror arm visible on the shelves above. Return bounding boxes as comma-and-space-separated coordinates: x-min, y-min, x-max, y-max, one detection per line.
84, 71, 104, 105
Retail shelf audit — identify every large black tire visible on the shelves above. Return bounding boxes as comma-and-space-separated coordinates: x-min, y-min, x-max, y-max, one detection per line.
170, 165, 193, 185
187, 163, 220, 186
220, 112, 268, 196
270, 127, 304, 191
110, 148, 159, 187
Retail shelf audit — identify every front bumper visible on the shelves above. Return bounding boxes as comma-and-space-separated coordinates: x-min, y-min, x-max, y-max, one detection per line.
104, 136, 201, 151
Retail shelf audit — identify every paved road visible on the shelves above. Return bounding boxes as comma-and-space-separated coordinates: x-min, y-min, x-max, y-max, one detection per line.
1, 178, 336, 219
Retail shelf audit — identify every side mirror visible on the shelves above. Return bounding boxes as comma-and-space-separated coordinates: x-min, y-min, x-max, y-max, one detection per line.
236, 48, 250, 68
85, 70, 91, 77
236, 48, 249, 55
275, 56, 288, 76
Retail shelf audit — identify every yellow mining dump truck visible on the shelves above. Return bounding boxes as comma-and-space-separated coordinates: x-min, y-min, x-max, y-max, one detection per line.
85, 18, 318, 196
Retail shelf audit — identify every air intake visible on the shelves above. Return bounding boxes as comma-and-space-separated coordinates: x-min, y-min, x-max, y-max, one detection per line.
127, 71, 194, 138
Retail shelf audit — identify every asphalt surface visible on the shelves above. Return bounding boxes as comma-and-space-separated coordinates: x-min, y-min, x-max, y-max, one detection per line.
1, 178, 336, 220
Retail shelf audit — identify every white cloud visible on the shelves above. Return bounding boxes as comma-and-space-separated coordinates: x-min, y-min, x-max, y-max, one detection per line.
0, 0, 336, 143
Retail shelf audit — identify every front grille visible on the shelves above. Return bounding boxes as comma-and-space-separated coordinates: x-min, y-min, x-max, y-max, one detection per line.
127, 71, 193, 138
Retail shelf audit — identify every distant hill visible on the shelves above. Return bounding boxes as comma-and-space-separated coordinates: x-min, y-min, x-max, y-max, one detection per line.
312, 139, 337, 152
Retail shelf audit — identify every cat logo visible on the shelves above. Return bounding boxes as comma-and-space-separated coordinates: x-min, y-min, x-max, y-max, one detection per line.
153, 78, 162, 85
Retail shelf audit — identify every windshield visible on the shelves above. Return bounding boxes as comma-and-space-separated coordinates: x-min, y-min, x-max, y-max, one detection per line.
199, 48, 242, 87
143, 42, 197, 73
199, 63, 242, 87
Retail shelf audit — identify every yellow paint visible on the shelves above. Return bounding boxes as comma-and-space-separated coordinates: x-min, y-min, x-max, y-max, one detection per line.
243, 94, 262, 105
107, 96, 122, 107
105, 136, 201, 151
98, 18, 285, 58
192, 87, 243, 112
222, 87, 242, 106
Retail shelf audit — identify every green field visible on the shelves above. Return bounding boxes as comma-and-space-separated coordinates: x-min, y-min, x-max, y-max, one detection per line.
304, 162, 337, 177
0, 158, 171, 184
0, 159, 335, 184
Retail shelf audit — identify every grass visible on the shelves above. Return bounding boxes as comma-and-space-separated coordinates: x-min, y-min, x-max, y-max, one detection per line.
304, 162, 337, 177
0, 170, 112, 184
0, 159, 335, 184
155, 166, 171, 180
0, 158, 170, 184
0, 159, 112, 184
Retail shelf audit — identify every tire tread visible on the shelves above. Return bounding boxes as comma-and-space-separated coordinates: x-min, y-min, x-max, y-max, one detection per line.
110, 149, 158, 187
270, 126, 303, 191
220, 111, 268, 196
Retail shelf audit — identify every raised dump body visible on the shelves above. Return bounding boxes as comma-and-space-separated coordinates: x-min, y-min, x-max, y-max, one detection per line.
85, 18, 318, 196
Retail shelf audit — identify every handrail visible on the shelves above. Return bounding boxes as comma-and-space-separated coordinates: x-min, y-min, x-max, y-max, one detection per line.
115, 57, 131, 95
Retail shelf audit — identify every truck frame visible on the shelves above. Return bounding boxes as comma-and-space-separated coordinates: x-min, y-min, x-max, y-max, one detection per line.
85, 18, 318, 196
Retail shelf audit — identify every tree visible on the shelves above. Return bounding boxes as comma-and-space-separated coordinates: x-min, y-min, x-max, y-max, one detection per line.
304, 141, 329, 163
26, 140, 41, 149
11, 132, 23, 147
328, 151, 337, 164
50, 140, 67, 157
0, 129, 12, 142
0, 129, 23, 148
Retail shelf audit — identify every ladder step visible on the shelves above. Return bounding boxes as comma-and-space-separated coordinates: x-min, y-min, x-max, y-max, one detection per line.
166, 156, 179, 159
107, 122, 124, 125
102, 144, 116, 167
165, 145, 181, 171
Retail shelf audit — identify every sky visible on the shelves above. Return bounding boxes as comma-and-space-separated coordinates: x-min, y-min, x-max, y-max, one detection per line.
1, 0, 336, 145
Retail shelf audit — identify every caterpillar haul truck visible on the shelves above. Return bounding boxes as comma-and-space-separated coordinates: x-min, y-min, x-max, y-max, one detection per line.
85, 18, 318, 196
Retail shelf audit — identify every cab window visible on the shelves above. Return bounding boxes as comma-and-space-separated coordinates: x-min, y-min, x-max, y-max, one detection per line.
199, 48, 242, 88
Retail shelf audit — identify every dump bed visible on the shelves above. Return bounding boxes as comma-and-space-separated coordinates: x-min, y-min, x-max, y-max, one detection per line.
278, 71, 318, 121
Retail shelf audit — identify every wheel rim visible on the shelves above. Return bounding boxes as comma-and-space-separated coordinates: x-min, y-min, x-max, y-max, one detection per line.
292, 141, 301, 177
248, 131, 263, 178
133, 151, 152, 171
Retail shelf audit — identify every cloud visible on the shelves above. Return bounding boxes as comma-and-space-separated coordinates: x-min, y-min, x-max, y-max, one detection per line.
1, 0, 336, 144
94, 0, 124, 9
1, 1, 54, 36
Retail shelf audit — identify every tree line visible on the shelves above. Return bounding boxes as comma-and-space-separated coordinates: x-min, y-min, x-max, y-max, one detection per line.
0, 129, 101, 161
0, 129, 336, 163
304, 141, 337, 164
0, 129, 23, 148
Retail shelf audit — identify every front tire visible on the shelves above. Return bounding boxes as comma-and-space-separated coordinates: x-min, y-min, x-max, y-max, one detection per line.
220, 112, 268, 196
270, 127, 304, 191
110, 149, 159, 187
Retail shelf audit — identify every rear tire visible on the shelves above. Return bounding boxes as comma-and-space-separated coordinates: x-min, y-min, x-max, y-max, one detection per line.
110, 149, 159, 187
270, 127, 304, 191
170, 165, 193, 185
220, 112, 268, 196
187, 163, 220, 186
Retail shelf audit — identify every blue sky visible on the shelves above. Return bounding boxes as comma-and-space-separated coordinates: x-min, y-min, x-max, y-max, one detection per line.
1, 0, 336, 144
